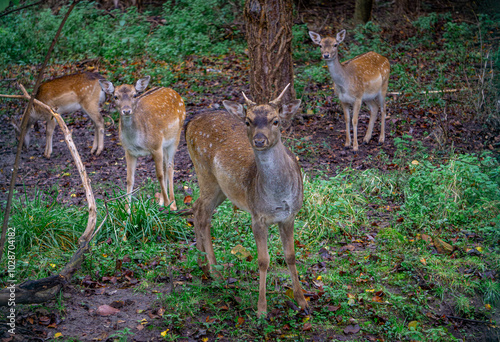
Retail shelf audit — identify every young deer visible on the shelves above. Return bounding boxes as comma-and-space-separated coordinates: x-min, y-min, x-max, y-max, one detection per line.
185, 84, 308, 317
13, 72, 106, 158
99, 76, 185, 211
309, 30, 390, 152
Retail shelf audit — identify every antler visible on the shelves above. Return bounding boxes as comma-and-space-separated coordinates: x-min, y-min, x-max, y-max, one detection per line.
269, 83, 291, 106
242, 92, 256, 106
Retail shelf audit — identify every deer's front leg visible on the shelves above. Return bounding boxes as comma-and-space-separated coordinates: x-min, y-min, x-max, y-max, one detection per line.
152, 149, 169, 207
351, 99, 362, 152
279, 220, 308, 311
125, 150, 138, 213
341, 102, 351, 148
252, 219, 270, 317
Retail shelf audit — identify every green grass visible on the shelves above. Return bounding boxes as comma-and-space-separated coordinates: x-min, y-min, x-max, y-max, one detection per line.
2, 151, 498, 340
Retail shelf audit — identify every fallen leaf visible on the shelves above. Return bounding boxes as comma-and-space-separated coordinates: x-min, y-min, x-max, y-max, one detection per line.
343, 324, 360, 334
303, 322, 312, 331
54, 332, 63, 338
328, 305, 341, 312
236, 316, 245, 328
420, 257, 427, 265
231, 244, 252, 261
408, 320, 419, 330
433, 237, 454, 254
421, 234, 432, 243
39, 316, 50, 325
97, 305, 120, 316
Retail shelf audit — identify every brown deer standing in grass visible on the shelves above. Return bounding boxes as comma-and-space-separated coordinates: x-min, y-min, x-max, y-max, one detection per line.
309, 30, 391, 152
185, 84, 308, 317
99, 76, 185, 212
12, 72, 106, 158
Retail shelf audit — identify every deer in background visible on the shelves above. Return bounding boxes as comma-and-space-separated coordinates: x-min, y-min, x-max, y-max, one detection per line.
12, 72, 106, 158
185, 84, 308, 317
309, 30, 390, 152
99, 76, 185, 212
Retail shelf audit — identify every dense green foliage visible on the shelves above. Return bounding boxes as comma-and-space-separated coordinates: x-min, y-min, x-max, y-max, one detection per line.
0, 0, 244, 65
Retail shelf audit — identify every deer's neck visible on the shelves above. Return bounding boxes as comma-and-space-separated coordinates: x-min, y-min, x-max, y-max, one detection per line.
119, 114, 144, 151
119, 115, 138, 134
252, 140, 301, 214
325, 55, 347, 88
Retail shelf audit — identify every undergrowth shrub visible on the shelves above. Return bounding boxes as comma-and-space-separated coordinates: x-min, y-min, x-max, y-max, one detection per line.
0, 0, 244, 65
400, 153, 500, 234
149, 0, 244, 60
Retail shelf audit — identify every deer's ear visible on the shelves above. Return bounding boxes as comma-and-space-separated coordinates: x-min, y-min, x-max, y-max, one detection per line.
99, 80, 115, 94
135, 76, 151, 92
223, 100, 245, 121
280, 100, 301, 121
336, 29, 346, 43
309, 31, 322, 45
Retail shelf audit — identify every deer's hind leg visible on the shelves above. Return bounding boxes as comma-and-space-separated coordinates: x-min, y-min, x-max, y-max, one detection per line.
364, 100, 379, 145
193, 177, 226, 276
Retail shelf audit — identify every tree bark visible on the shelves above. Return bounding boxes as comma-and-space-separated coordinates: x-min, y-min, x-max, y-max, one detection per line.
244, 0, 296, 104
354, 0, 373, 24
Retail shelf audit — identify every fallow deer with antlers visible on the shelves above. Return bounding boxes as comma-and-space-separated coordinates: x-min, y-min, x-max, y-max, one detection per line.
12, 72, 106, 158
99, 76, 185, 212
309, 30, 390, 152
185, 84, 308, 317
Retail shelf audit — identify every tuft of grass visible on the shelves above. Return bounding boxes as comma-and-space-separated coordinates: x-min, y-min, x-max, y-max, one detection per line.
2, 189, 86, 258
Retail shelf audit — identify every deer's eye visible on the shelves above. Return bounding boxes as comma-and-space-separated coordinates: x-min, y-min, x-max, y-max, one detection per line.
133, 93, 138, 98
273, 119, 279, 126
114, 95, 118, 100
245, 120, 250, 126
334, 43, 338, 47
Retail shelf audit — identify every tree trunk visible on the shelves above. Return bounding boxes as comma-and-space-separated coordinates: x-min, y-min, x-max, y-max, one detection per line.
244, 0, 295, 104
354, 0, 373, 24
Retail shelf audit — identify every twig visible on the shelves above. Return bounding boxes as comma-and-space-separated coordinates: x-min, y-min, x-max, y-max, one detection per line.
387, 89, 468, 96
0, 0, 43, 18
446, 316, 493, 325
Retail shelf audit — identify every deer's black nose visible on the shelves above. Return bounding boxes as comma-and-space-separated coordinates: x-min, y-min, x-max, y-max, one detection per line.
253, 133, 268, 148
